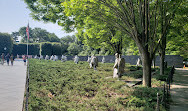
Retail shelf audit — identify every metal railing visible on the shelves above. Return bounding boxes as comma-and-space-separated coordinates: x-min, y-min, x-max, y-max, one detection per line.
156, 66, 175, 111
22, 59, 30, 111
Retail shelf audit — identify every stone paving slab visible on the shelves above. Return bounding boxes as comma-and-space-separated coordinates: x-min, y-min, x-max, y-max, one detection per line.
0, 60, 27, 111
170, 68, 188, 111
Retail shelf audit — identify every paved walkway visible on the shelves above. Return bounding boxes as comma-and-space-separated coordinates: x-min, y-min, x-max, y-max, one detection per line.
0, 60, 27, 111
170, 68, 188, 111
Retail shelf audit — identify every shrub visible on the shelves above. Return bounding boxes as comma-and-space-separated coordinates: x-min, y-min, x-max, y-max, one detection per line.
52, 43, 62, 55
12, 43, 40, 55
40, 42, 52, 55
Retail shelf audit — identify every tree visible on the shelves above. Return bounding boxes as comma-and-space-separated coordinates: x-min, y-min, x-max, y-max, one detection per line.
67, 43, 82, 55
63, 0, 184, 87
76, 19, 129, 54
60, 35, 77, 54
17, 26, 60, 43
24, 0, 184, 87
18, 26, 30, 43
157, 0, 187, 75
166, 2, 188, 59
11, 32, 19, 43
0, 33, 13, 54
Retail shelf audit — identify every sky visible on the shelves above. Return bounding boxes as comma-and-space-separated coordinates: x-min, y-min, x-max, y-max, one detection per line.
0, 0, 74, 38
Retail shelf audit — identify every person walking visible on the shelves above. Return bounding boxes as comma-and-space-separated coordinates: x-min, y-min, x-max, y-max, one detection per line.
23, 55, 27, 65
10, 54, 14, 66
1, 53, 5, 65
5, 53, 10, 66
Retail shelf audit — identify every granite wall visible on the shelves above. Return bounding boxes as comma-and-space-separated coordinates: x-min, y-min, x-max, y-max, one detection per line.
65, 55, 183, 68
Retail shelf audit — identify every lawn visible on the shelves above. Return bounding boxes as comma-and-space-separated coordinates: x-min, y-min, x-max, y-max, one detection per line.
28, 59, 167, 111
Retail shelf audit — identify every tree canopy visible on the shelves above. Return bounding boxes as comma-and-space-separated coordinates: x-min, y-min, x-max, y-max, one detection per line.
24, 0, 186, 87
17, 26, 60, 43
0, 33, 13, 54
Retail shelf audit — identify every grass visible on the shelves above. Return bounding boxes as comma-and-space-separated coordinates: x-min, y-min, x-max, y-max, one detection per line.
28, 59, 167, 111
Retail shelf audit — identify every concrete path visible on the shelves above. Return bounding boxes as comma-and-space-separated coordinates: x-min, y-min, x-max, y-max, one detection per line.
170, 68, 188, 111
0, 60, 27, 111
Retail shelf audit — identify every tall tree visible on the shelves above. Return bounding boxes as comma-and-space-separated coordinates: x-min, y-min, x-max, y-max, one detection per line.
158, 0, 187, 75
18, 26, 60, 43
0, 33, 13, 54
62, 0, 183, 87
24, 0, 184, 87
166, 1, 188, 59
11, 32, 19, 43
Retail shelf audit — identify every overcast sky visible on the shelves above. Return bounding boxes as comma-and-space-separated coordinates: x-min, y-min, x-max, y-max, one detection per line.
0, 0, 74, 38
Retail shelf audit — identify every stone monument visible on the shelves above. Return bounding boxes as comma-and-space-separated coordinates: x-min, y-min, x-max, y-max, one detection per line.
113, 53, 125, 78
54, 55, 58, 61
39, 55, 43, 60
45, 55, 49, 60
61, 55, 67, 62
136, 58, 142, 66
74, 55, 79, 64
90, 55, 98, 70
50, 55, 54, 60
102, 56, 105, 63
34, 55, 38, 59
87, 56, 91, 63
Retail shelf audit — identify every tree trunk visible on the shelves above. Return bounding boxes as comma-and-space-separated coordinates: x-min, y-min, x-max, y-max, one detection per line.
152, 56, 156, 68
160, 50, 165, 75
140, 49, 152, 87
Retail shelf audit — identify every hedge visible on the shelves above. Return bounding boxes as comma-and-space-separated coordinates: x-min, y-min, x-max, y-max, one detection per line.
40, 42, 53, 55
12, 43, 40, 55
0, 33, 13, 54
52, 43, 62, 55
12, 42, 62, 56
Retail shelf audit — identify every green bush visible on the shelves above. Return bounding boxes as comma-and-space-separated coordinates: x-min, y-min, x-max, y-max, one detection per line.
52, 43, 62, 55
0, 32, 13, 54
28, 60, 167, 111
40, 42, 62, 55
12, 43, 40, 55
40, 42, 52, 55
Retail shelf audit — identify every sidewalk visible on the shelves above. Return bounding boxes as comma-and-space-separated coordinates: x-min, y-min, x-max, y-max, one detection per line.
0, 60, 27, 111
170, 68, 188, 111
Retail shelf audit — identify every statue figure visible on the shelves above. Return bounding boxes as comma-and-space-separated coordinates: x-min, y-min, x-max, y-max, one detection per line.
39, 55, 43, 60
102, 56, 105, 63
136, 58, 142, 66
113, 53, 125, 78
45, 55, 49, 60
34, 55, 38, 59
50, 55, 54, 60
61, 55, 67, 62
90, 55, 98, 70
74, 55, 79, 64
54, 55, 58, 61
87, 56, 91, 63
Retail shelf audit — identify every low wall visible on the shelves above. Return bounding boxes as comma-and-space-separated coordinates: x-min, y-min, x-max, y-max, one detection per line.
64, 55, 183, 68
33, 55, 183, 68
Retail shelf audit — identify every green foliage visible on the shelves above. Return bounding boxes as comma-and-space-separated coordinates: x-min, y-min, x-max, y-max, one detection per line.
52, 43, 62, 55
0, 32, 13, 54
12, 43, 40, 55
120, 86, 164, 111
40, 42, 62, 55
17, 26, 60, 43
67, 43, 82, 55
166, 1, 188, 58
28, 59, 166, 110
40, 43, 52, 55
11, 32, 19, 43
60, 35, 76, 54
